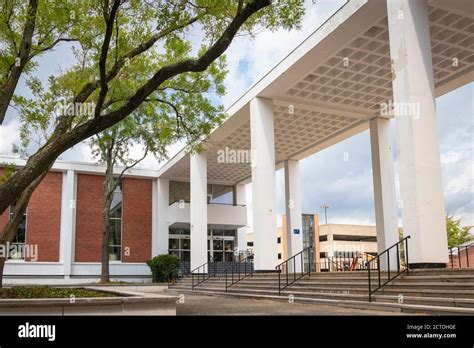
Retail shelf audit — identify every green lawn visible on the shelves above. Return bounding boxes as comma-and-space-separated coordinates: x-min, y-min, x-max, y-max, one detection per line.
0, 286, 120, 299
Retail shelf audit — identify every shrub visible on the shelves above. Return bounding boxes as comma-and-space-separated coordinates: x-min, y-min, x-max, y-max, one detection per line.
146, 254, 180, 283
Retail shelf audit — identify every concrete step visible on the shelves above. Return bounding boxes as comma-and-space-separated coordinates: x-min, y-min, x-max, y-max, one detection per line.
399, 275, 474, 283
167, 288, 474, 315
171, 283, 474, 309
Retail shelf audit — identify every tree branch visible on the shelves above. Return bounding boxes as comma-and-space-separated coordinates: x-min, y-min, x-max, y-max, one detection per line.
0, 0, 38, 124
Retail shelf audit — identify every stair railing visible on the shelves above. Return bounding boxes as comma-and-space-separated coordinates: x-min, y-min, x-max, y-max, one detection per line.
368, 236, 410, 302
449, 244, 472, 269
224, 254, 254, 292
276, 247, 312, 295
191, 259, 217, 290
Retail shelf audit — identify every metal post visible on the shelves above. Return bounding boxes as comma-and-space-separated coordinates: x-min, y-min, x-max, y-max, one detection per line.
466, 246, 470, 268
377, 258, 381, 287
405, 238, 410, 274
278, 266, 281, 296
368, 262, 372, 302
387, 251, 390, 281
458, 246, 462, 268
450, 248, 453, 269
396, 244, 400, 273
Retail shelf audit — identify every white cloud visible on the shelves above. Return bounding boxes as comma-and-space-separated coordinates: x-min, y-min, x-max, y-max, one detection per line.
0, 120, 20, 155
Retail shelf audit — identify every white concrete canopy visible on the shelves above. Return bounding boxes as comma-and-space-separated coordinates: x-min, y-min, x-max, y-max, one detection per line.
157, 0, 473, 269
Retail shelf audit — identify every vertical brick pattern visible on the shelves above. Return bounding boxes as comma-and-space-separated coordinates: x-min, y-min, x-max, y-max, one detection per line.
75, 174, 104, 262
122, 177, 152, 262
25, 172, 62, 261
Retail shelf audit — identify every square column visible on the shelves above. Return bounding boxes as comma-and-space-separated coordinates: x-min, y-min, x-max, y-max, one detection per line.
250, 97, 278, 271
370, 117, 399, 265
190, 152, 208, 271
284, 160, 304, 272
153, 178, 169, 256
387, 0, 448, 267
59, 170, 76, 279
235, 184, 248, 257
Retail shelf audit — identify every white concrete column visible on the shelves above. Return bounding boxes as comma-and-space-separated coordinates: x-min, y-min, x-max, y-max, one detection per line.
387, 0, 448, 266
190, 152, 208, 271
59, 170, 76, 279
250, 97, 278, 271
236, 184, 248, 257
370, 117, 399, 266
153, 178, 169, 256
284, 160, 303, 272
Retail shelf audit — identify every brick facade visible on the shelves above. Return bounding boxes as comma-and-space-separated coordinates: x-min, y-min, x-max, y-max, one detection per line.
75, 173, 153, 263
25, 172, 62, 261
75, 174, 105, 262
122, 177, 152, 262
0, 169, 62, 261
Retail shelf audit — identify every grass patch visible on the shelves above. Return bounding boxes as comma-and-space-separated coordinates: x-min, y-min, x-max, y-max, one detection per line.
0, 286, 120, 299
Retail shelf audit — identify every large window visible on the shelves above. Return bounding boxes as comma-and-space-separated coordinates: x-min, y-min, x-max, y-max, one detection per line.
169, 181, 235, 206
109, 180, 122, 261
8, 203, 27, 260
208, 184, 234, 205
169, 228, 190, 261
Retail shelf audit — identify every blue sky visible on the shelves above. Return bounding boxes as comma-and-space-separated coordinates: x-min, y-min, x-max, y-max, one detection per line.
0, 0, 472, 228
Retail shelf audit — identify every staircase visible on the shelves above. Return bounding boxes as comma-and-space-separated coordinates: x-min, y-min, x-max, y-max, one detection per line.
168, 268, 474, 315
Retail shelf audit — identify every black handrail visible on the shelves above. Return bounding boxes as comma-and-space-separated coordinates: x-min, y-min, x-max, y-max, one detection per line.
225, 254, 254, 291
275, 247, 312, 295
449, 244, 472, 269
368, 236, 410, 302
191, 259, 217, 290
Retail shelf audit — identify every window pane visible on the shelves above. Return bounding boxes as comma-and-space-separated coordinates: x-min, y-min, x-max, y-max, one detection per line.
213, 252, 223, 262
14, 217, 27, 244
213, 240, 223, 251
181, 250, 190, 261
224, 230, 236, 237
224, 240, 234, 252
110, 192, 122, 218
225, 252, 234, 262
209, 184, 233, 205
182, 239, 190, 250
169, 239, 179, 250
109, 246, 121, 261
109, 219, 121, 245
169, 181, 190, 204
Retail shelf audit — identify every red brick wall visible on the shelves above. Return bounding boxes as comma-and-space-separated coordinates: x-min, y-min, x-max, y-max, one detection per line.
75, 174, 153, 263
25, 172, 62, 261
122, 177, 152, 262
0, 168, 62, 261
75, 174, 104, 262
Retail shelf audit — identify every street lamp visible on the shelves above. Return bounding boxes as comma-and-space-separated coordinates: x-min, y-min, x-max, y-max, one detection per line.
321, 204, 330, 225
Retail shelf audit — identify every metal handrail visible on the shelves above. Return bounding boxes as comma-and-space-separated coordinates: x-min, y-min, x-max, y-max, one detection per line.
449, 244, 472, 269
191, 259, 217, 290
225, 254, 254, 291
275, 246, 313, 295
368, 236, 410, 302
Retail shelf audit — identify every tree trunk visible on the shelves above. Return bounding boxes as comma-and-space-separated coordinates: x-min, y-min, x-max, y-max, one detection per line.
100, 156, 115, 283
0, 169, 48, 287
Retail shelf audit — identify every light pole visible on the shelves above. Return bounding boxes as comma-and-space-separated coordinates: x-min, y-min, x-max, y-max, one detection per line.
321, 204, 330, 225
